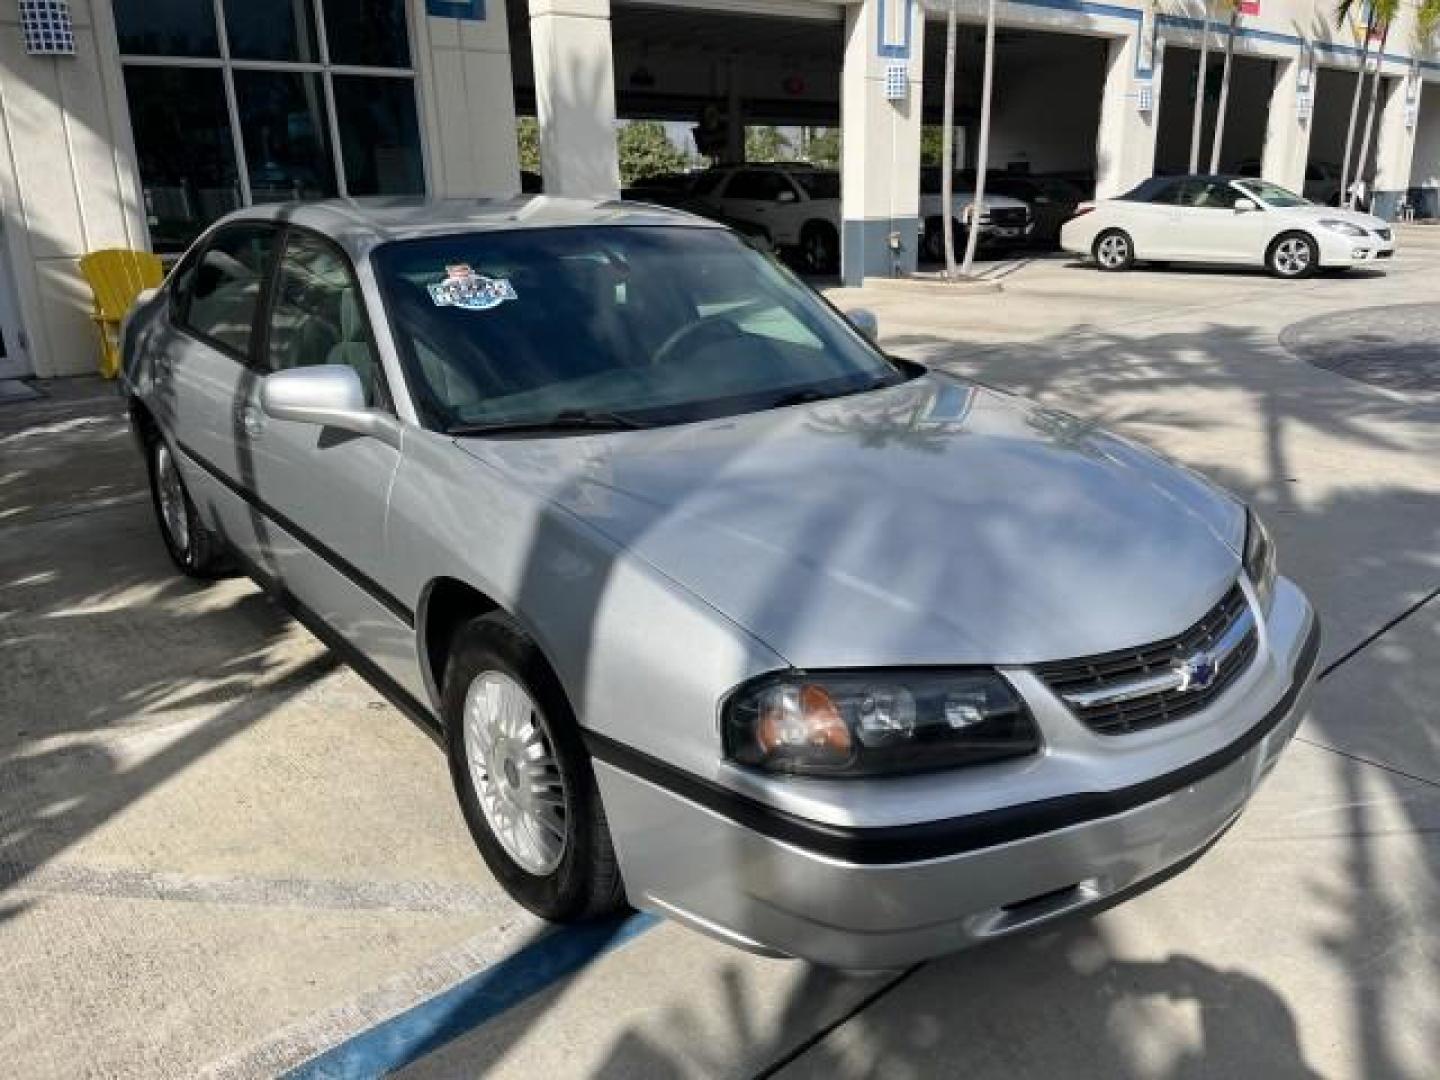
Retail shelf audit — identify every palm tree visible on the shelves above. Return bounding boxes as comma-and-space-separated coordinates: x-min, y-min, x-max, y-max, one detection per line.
1350, 0, 1401, 208
940, 0, 961, 279
1189, 0, 1212, 173
1208, 0, 1243, 173
960, 0, 998, 275
1335, 0, 1381, 208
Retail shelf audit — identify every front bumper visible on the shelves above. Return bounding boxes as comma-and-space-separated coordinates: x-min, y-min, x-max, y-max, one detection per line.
1316, 230, 1396, 266
591, 580, 1319, 969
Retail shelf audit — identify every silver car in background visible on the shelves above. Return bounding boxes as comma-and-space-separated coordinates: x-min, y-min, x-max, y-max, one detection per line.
121, 198, 1319, 969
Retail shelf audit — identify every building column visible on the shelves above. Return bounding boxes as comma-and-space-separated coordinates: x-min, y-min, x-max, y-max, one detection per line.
1372, 69, 1420, 220
839, 0, 924, 285
1261, 55, 1312, 192
414, 1, 521, 197
528, 0, 620, 199
1095, 31, 1161, 199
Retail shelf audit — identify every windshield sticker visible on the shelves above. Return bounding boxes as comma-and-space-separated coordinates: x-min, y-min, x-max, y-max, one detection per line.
428, 264, 517, 311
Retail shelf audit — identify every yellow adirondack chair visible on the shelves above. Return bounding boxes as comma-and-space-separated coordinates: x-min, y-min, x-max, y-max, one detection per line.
78, 248, 164, 378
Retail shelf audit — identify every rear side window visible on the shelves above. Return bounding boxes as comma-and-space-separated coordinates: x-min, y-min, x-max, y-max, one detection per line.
183, 224, 277, 357
1147, 180, 1188, 205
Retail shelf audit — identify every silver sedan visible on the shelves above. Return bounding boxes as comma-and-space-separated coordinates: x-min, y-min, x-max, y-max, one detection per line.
121, 198, 1319, 969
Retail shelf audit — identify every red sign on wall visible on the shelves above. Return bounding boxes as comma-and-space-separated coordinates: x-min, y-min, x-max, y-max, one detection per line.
1239, 0, 1260, 13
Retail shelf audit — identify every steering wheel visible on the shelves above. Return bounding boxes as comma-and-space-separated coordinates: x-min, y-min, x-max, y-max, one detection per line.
649, 301, 768, 367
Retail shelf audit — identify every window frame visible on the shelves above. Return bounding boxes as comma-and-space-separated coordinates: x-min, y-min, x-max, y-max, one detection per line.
115, 0, 426, 244
256, 223, 395, 414
174, 221, 283, 365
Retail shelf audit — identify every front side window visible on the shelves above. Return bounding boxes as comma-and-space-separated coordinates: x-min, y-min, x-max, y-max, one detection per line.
374, 227, 905, 432
267, 231, 382, 405
117, 0, 421, 252
726, 171, 792, 201
183, 226, 278, 357
1178, 181, 1242, 209
793, 172, 840, 200
1238, 180, 1310, 208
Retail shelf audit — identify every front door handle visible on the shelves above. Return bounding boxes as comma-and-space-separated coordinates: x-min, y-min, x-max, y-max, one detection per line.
239, 405, 265, 438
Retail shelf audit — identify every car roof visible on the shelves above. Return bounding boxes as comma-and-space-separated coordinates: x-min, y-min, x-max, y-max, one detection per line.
209, 195, 724, 257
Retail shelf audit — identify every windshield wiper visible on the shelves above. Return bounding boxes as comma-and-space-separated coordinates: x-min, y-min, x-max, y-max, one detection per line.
770, 376, 898, 410
447, 409, 648, 437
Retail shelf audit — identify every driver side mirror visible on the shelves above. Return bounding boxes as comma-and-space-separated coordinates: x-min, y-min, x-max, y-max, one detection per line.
261, 365, 401, 449
1234, 198, 1259, 213
845, 308, 880, 342
775, 189, 798, 204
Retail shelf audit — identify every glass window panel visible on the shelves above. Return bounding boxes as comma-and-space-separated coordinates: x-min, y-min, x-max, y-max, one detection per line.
268, 231, 382, 403
332, 76, 424, 196
123, 67, 241, 254
234, 70, 338, 204
321, 0, 412, 69
225, 0, 318, 62
184, 225, 278, 357
113, 0, 219, 57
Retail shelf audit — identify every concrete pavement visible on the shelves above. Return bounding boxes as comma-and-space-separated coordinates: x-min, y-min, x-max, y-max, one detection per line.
1, 233, 1436, 1078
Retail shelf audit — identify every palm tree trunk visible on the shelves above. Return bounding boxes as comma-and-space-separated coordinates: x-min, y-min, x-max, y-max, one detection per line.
961, 0, 997, 276
1339, 25, 1373, 208
1189, 0, 1212, 173
1353, 25, 1389, 209
941, 0, 960, 279
1208, 8, 1239, 172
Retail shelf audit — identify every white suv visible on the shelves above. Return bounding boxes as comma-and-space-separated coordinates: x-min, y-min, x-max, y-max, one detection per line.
690, 164, 842, 273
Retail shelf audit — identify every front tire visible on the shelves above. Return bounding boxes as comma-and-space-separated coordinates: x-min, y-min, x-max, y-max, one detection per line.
1267, 232, 1319, 279
799, 221, 840, 275
1093, 229, 1134, 272
444, 613, 625, 921
146, 437, 228, 578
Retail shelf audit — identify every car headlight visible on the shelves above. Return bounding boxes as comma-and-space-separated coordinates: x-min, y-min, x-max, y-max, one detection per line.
722, 670, 1039, 777
1319, 219, 1367, 238
1244, 508, 1277, 613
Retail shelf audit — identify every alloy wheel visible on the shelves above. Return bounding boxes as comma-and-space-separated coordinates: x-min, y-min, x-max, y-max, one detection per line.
155, 442, 190, 557
1097, 234, 1129, 269
463, 671, 569, 875
1274, 237, 1311, 277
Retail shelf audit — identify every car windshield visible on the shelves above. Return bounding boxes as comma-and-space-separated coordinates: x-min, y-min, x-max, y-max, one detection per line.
1237, 179, 1310, 208
373, 226, 905, 433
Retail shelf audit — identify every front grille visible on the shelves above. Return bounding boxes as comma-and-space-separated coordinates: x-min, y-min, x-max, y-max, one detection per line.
989, 207, 1029, 227
1375, 227, 1392, 241
1035, 583, 1258, 736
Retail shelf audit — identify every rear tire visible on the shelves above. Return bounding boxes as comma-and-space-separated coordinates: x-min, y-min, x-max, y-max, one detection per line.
146, 436, 229, 578
1267, 232, 1319, 279
1093, 229, 1134, 272
444, 613, 626, 921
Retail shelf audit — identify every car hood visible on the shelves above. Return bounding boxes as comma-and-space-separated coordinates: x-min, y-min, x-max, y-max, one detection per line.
1274, 204, 1388, 231
921, 192, 1030, 211
458, 375, 1246, 667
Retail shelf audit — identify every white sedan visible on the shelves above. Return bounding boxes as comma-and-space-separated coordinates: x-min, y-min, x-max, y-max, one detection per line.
1061, 175, 1395, 278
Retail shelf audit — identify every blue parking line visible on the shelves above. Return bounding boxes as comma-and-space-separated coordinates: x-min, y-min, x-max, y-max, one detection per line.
284, 912, 661, 1079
